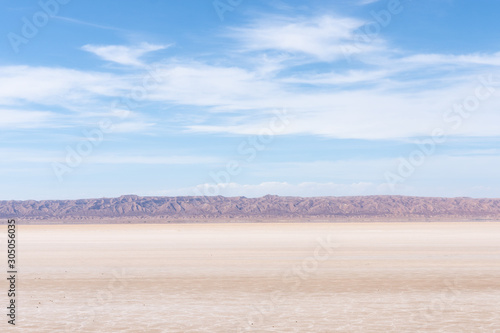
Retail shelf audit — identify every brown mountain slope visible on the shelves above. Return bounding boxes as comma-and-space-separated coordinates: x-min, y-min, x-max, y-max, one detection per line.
1, 195, 500, 222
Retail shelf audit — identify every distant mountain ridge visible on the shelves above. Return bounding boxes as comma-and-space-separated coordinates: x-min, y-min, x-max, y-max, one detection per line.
1, 195, 500, 222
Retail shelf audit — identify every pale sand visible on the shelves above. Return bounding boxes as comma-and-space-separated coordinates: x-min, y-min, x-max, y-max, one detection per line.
1, 222, 500, 332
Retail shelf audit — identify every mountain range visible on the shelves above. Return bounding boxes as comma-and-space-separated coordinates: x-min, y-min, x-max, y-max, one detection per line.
1, 195, 500, 223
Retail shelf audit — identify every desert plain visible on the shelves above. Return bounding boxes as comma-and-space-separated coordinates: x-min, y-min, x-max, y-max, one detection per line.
1, 222, 500, 332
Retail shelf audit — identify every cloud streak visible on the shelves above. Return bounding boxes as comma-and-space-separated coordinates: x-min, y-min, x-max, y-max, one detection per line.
0, 109, 58, 128
228, 14, 378, 61
82, 42, 170, 66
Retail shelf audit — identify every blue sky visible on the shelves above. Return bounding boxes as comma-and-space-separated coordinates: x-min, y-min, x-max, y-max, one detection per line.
1, 0, 500, 200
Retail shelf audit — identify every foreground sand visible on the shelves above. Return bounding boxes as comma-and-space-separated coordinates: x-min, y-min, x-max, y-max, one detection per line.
1, 222, 500, 332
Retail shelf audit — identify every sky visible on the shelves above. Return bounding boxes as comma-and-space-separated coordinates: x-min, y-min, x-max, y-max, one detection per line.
1, 0, 500, 200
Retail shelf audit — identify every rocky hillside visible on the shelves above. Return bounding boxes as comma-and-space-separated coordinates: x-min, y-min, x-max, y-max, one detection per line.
1, 195, 500, 222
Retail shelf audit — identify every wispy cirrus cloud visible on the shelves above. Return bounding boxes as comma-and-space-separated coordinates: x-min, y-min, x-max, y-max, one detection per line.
0, 109, 58, 128
54, 16, 127, 32
4, 15, 500, 141
4, 1, 500, 200
0, 65, 155, 133
0, 65, 125, 107
357, 0, 383, 5
110, 122, 157, 134
82, 42, 170, 66
399, 52, 500, 67
86, 155, 220, 165
228, 14, 380, 62
0, 149, 220, 165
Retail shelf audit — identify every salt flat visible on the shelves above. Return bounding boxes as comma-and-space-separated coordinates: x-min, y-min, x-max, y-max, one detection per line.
1, 222, 500, 332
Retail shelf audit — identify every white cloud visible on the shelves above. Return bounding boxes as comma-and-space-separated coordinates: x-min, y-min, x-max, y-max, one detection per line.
357, 0, 383, 5
0, 109, 57, 128
0, 149, 220, 165
148, 62, 282, 110
183, 79, 500, 139
82, 42, 170, 66
55, 16, 126, 32
0, 65, 155, 133
229, 15, 379, 61
87, 155, 220, 165
4, 52, 500, 140
0, 66, 125, 107
400, 52, 500, 67
110, 121, 156, 133
3, 15, 500, 141
281, 69, 392, 85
